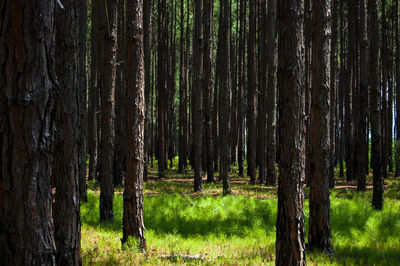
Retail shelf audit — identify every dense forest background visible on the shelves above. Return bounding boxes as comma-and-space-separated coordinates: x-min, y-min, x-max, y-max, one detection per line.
1, 0, 400, 265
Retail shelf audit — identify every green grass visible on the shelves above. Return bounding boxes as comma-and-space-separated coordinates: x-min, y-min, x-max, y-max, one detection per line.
81, 175, 400, 265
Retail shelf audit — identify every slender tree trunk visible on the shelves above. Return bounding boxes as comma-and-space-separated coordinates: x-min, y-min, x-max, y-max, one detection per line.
122, 0, 147, 249
88, 0, 100, 181
356, 0, 368, 191
258, 0, 267, 185
157, 0, 169, 178
381, 0, 388, 179
204, 0, 214, 182
218, 0, 231, 195
276, 0, 306, 264
247, 0, 257, 184
345, 0, 355, 181
308, 0, 333, 253
114, 0, 126, 187
178, 0, 188, 173
144, 0, 152, 181
329, 0, 338, 188
338, 0, 345, 178
369, 0, 384, 210
99, 0, 118, 221
237, 0, 246, 177
0, 1, 57, 263
265, 0, 277, 186
193, 0, 204, 192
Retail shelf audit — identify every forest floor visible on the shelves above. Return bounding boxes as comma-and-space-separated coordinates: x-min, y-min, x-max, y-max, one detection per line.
81, 164, 400, 265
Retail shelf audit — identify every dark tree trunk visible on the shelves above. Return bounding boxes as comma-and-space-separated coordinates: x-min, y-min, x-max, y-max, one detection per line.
157, 0, 168, 178
258, 0, 267, 185
308, 0, 333, 253
265, 0, 277, 186
345, 0, 355, 182
369, 0, 384, 210
329, 0, 338, 188
114, 0, 126, 188
78, 0, 88, 203
356, 0, 368, 191
276, 0, 306, 264
237, 0, 246, 177
0, 0, 57, 264
88, 0, 100, 181
338, 0, 345, 178
122, 0, 147, 249
144, 0, 152, 181
381, 0, 388, 179
204, 0, 214, 183
53, 0, 81, 263
218, 0, 231, 195
99, 0, 118, 221
247, 0, 257, 184
178, 0, 188, 174
193, 0, 204, 192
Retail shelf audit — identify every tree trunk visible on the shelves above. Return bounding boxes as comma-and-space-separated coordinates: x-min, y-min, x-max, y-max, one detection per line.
122, 0, 147, 249
144, 0, 152, 181
247, 0, 257, 184
265, 0, 277, 186
99, 0, 118, 221
204, 0, 214, 183
88, 0, 100, 181
178, 0, 188, 174
369, 0, 384, 210
345, 0, 355, 182
78, 0, 88, 203
275, 0, 306, 264
53, 0, 82, 263
157, 0, 169, 178
308, 0, 333, 253
356, 0, 368, 191
0, 1, 57, 264
193, 0, 204, 192
258, 0, 267, 185
329, 0, 338, 188
237, 0, 246, 177
218, 0, 231, 195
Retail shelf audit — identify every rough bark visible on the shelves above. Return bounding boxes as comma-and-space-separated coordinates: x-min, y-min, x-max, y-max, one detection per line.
0, 0, 57, 264
53, 0, 81, 263
218, 0, 231, 195
122, 0, 147, 249
99, 0, 118, 221
396, 0, 400, 177
308, 0, 333, 253
247, 0, 257, 184
276, 0, 306, 264
369, 0, 384, 210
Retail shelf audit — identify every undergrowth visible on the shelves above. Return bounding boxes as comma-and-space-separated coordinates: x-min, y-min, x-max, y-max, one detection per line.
81, 178, 400, 265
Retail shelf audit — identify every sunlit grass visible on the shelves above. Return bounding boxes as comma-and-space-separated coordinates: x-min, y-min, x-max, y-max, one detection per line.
82, 171, 400, 265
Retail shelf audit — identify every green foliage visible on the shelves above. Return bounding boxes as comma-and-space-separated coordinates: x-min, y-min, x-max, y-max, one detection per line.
81, 182, 400, 265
